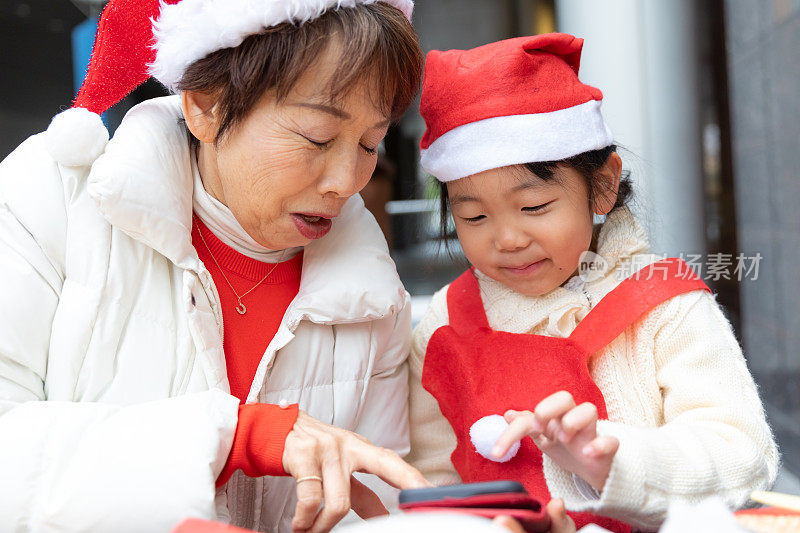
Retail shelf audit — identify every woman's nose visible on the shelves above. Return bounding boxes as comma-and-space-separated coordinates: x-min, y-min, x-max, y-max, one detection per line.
494, 224, 530, 252
319, 149, 362, 199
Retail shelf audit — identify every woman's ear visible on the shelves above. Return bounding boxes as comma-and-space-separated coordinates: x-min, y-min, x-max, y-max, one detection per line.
592, 151, 623, 216
181, 91, 220, 144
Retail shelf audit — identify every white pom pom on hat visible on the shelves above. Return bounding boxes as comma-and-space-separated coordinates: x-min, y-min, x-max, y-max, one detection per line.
470, 414, 521, 463
45, 0, 413, 167
44, 0, 170, 167
45, 108, 110, 168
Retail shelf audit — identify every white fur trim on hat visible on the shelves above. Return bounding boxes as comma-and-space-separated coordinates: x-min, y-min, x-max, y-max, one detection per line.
420, 100, 613, 183
150, 0, 414, 93
44, 107, 110, 167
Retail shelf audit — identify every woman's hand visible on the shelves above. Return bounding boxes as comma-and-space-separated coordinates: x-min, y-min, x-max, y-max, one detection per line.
492, 499, 575, 533
493, 391, 619, 492
282, 411, 430, 532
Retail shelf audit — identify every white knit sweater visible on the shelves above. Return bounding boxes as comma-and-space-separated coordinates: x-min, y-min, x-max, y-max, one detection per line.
406, 207, 779, 531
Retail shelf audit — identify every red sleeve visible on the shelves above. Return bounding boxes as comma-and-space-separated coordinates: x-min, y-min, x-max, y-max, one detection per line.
216, 403, 300, 487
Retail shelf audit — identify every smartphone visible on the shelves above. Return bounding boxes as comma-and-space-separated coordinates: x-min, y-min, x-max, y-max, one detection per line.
399, 480, 550, 533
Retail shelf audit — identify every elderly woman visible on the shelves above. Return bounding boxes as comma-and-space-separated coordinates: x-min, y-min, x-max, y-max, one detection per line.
0, 1, 426, 531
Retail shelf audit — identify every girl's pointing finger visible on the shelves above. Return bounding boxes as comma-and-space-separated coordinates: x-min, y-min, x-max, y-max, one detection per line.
492, 413, 536, 459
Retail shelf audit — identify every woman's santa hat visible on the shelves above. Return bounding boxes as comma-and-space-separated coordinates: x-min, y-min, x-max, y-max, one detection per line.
419, 33, 613, 183
45, 0, 414, 167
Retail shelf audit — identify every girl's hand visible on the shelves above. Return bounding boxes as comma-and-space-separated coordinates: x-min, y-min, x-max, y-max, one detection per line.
282, 411, 430, 533
493, 391, 619, 492
492, 499, 575, 533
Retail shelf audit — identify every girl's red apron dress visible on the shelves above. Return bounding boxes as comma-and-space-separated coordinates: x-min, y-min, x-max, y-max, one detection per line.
421, 258, 710, 532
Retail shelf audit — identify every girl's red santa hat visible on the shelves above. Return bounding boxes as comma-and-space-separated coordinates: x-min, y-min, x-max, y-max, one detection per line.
419, 33, 613, 183
45, 0, 414, 167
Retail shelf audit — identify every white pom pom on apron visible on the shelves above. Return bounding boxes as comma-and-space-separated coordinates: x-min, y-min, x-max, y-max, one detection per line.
470, 414, 521, 463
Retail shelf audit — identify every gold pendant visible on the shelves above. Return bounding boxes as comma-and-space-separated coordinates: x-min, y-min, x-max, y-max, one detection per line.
236, 302, 246, 315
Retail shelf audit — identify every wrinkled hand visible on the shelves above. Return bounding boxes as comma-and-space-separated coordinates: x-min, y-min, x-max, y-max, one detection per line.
493, 391, 619, 492
282, 411, 430, 533
492, 498, 576, 533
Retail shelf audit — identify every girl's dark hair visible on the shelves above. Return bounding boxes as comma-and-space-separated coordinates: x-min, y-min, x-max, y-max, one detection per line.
177, 3, 423, 145
438, 144, 633, 240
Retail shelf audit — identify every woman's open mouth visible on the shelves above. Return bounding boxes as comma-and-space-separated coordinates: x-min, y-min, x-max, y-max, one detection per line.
292, 213, 333, 240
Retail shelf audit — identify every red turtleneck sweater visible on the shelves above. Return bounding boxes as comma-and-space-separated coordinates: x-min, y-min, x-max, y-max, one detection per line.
192, 216, 301, 486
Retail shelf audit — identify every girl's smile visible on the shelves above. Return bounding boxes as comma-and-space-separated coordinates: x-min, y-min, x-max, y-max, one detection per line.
501, 258, 548, 277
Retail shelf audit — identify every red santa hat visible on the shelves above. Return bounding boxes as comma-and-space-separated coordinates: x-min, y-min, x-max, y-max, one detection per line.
419, 33, 613, 183
45, 0, 414, 167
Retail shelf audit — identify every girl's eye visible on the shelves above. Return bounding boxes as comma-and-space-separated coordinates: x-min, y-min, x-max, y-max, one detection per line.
522, 202, 552, 213
360, 144, 378, 155
462, 214, 486, 223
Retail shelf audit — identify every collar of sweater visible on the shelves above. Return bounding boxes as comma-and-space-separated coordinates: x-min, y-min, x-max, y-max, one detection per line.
474, 207, 652, 337
86, 95, 406, 325
193, 216, 303, 282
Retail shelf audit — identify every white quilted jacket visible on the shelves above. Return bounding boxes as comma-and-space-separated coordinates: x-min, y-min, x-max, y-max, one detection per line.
0, 96, 412, 533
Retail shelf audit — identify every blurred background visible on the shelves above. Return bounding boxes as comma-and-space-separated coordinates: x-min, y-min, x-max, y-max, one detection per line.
1, 0, 798, 492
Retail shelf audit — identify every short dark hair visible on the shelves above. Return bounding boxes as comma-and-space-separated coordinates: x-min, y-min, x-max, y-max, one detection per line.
438, 145, 634, 241
177, 3, 423, 144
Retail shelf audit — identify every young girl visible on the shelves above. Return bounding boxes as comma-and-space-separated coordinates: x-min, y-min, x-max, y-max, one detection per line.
406, 33, 778, 532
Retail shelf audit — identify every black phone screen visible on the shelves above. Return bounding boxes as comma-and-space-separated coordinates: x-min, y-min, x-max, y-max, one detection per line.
399, 480, 528, 505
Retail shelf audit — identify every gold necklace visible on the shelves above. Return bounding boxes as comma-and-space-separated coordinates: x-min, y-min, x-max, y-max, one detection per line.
194, 217, 286, 315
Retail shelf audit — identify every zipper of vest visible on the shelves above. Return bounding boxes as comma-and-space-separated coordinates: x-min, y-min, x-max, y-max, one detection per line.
199, 269, 224, 339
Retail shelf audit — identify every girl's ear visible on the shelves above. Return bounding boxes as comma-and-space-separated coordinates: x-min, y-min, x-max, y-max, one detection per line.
181, 91, 220, 144
592, 151, 623, 215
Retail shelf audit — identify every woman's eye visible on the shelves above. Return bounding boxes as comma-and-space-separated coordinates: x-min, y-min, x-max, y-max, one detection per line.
462, 214, 485, 223
307, 138, 332, 149
302, 134, 376, 155
299, 133, 332, 149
